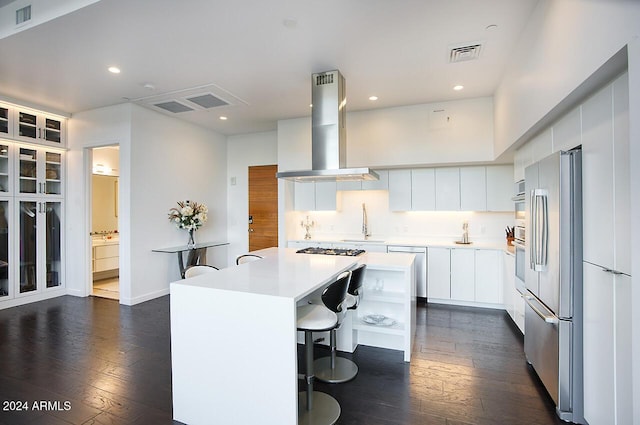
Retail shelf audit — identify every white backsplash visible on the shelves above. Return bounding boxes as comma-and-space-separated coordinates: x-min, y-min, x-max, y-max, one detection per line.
290, 190, 513, 243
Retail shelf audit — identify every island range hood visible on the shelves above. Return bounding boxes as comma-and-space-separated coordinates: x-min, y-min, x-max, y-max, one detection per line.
276, 70, 379, 182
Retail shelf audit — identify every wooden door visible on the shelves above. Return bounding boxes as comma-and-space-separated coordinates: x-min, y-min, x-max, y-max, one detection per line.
248, 165, 278, 251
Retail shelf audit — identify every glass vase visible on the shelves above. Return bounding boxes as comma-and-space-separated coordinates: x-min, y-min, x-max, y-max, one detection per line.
187, 229, 196, 249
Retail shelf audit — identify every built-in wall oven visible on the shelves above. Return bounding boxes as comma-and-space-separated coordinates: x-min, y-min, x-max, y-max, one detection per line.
513, 180, 526, 292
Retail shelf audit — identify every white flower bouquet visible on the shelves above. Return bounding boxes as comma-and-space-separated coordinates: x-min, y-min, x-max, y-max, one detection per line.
168, 200, 208, 231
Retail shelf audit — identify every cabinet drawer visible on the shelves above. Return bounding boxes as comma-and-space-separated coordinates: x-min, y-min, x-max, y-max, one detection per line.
95, 244, 119, 259
95, 257, 119, 272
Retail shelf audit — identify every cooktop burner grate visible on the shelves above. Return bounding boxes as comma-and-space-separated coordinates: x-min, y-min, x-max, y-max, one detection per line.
296, 247, 365, 257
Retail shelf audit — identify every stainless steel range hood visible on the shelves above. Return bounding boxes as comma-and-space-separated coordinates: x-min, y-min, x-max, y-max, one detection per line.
276, 70, 379, 182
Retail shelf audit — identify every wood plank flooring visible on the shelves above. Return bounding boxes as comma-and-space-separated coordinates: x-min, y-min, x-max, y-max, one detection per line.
0, 296, 567, 424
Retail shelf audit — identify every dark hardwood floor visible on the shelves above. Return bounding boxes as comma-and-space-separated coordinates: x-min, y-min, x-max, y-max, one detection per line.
0, 296, 566, 425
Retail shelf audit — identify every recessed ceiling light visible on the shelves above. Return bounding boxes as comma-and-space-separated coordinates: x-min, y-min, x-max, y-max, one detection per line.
369, 96, 378, 101
486, 24, 498, 31
453, 85, 464, 91
219, 116, 228, 121
108, 66, 121, 74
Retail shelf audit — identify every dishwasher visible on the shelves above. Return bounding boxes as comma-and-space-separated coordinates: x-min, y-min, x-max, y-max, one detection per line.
387, 246, 427, 301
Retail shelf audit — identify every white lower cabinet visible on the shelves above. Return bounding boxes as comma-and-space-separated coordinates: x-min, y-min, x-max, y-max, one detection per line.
583, 261, 632, 425
450, 248, 474, 301
502, 251, 524, 333
475, 250, 502, 304
427, 247, 450, 299
427, 247, 503, 307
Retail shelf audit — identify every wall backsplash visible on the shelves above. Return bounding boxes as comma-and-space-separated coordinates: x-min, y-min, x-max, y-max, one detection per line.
290, 190, 512, 242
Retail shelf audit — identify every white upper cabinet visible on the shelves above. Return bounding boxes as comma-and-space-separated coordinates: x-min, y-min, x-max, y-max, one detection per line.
435, 167, 460, 211
315, 181, 337, 211
294, 181, 337, 211
336, 181, 362, 191
0, 104, 12, 138
411, 169, 435, 211
582, 73, 629, 276
15, 109, 66, 147
388, 169, 412, 211
486, 165, 514, 211
0, 103, 66, 148
552, 107, 581, 153
460, 166, 486, 211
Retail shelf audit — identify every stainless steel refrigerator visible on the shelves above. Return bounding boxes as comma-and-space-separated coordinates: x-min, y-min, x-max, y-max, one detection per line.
524, 149, 584, 424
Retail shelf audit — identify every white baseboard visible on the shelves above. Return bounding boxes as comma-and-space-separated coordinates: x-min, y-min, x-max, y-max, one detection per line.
121, 287, 170, 306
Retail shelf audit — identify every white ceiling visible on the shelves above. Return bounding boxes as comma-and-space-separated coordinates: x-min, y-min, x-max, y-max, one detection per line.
0, 0, 539, 135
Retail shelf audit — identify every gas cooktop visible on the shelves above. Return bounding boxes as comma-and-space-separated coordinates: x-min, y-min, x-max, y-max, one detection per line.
296, 247, 365, 257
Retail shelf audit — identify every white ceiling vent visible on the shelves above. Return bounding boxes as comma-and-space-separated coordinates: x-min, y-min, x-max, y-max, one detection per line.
132, 83, 247, 116
449, 43, 482, 63
15, 5, 31, 25
186, 93, 229, 109
154, 101, 194, 114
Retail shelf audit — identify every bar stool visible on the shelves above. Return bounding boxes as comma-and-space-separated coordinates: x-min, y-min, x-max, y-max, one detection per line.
296, 270, 350, 425
183, 265, 219, 278
315, 264, 366, 383
235, 254, 263, 265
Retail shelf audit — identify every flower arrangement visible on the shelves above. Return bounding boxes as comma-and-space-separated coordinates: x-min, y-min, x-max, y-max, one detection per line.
168, 200, 208, 231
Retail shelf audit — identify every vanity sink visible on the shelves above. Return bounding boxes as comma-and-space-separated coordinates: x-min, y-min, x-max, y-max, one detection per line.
341, 239, 386, 243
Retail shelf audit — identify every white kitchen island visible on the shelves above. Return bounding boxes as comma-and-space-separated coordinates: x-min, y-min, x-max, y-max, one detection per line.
170, 247, 415, 425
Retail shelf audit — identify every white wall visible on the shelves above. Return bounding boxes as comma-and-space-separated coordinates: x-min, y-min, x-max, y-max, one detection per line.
226, 131, 277, 264
494, 0, 640, 156
288, 190, 511, 244
128, 105, 227, 305
67, 103, 227, 305
277, 96, 495, 172
66, 103, 131, 299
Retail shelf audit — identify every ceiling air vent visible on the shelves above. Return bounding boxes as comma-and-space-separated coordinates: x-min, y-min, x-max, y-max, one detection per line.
449, 43, 482, 63
153, 101, 194, 114
186, 93, 228, 109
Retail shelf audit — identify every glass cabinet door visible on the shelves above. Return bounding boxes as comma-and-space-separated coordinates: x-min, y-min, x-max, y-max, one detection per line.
18, 112, 38, 140
0, 144, 9, 194
0, 199, 9, 298
19, 200, 38, 294
0, 106, 9, 136
45, 202, 62, 288
44, 118, 62, 144
45, 152, 62, 195
18, 147, 38, 194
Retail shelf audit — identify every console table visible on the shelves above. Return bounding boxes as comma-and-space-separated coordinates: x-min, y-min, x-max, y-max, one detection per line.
152, 241, 228, 278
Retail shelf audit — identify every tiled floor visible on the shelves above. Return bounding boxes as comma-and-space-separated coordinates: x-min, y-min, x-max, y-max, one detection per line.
0, 296, 567, 424
92, 278, 119, 300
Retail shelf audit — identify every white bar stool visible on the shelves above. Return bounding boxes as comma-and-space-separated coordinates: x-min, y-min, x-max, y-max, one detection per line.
235, 254, 263, 265
183, 265, 219, 278
296, 270, 350, 425
315, 264, 366, 383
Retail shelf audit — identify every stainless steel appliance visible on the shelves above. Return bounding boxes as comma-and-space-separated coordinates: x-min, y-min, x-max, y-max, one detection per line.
296, 247, 365, 256
276, 70, 379, 182
387, 246, 427, 300
524, 149, 584, 423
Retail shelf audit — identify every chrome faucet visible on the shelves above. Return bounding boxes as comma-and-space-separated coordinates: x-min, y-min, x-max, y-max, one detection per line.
362, 203, 371, 240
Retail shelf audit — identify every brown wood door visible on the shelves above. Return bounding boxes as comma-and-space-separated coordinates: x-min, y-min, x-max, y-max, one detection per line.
248, 165, 278, 251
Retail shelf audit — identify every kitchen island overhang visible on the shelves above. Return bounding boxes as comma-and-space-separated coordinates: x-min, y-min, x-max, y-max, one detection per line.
170, 247, 415, 425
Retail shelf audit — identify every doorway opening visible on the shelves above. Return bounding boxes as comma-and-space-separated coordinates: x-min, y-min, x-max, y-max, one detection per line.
90, 146, 120, 300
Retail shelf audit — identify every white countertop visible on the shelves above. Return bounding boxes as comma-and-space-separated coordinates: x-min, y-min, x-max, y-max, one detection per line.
174, 247, 357, 301
291, 237, 510, 251
173, 248, 417, 301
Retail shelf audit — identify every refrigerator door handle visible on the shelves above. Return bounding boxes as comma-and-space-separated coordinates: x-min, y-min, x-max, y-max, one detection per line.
533, 189, 549, 271
524, 295, 558, 324
530, 189, 536, 269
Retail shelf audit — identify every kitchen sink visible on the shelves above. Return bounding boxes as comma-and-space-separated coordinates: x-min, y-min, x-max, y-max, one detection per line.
341, 239, 386, 243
